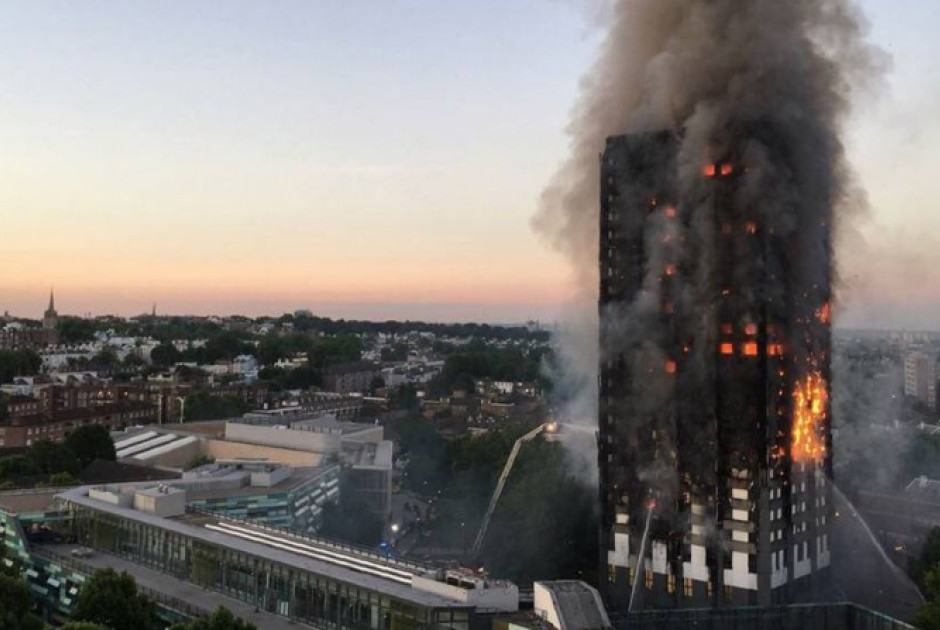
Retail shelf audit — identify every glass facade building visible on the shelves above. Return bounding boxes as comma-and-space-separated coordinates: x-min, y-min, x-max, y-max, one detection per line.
186, 466, 340, 533
61, 487, 474, 630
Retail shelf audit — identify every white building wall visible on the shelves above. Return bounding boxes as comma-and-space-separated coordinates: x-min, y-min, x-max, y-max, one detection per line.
224, 422, 342, 453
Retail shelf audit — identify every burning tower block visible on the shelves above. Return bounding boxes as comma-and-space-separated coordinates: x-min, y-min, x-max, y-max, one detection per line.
598, 129, 832, 610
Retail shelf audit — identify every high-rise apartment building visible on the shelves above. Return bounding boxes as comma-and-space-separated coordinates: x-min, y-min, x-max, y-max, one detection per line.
904, 351, 937, 411
598, 131, 832, 610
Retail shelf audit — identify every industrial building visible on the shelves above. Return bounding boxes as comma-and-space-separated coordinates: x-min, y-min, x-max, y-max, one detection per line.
111, 412, 393, 524
598, 131, 833, 609
0, 483, 519, 629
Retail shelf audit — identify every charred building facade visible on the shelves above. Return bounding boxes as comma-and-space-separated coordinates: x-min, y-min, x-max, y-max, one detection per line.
598, 130, 833, 610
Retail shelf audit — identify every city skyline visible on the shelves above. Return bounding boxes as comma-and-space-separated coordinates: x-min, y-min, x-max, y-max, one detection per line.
1, 1, 938, 327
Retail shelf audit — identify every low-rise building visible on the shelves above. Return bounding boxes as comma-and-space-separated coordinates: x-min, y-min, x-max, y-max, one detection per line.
0, 402, 157, 448
1, 483, 519, 629
324, 361, 380, 394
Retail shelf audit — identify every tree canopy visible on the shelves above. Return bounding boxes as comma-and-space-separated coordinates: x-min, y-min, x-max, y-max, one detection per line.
25, 439, 80, 476
917, 566, 940, 630
57, 316, 99, 344
169, 606, 257, 630
184, 392, 251, 422
65, 425, 117, 469
0, 349, 41, 383
71, 568, 159, 630
0, 572, 43, 630
429, 342, 548, 395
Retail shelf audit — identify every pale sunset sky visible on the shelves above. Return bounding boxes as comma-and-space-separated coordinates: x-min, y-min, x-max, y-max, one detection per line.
1, 1, 938, 326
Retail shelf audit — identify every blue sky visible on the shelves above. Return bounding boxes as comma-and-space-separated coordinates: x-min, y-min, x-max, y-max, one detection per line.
0, 1, 937, 326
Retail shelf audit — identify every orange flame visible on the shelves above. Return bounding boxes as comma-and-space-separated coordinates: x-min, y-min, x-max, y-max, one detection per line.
792, 372, 828, 462
815, 302, 831, 325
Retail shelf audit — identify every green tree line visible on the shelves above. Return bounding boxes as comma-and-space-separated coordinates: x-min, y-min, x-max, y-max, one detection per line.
0, 425, 115, 488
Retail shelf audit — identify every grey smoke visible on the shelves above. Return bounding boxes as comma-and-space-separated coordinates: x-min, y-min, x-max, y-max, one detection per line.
535, 0, 886, 474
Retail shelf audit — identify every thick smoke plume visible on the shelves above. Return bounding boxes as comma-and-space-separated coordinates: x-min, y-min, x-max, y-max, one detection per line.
536, 0, 884, 469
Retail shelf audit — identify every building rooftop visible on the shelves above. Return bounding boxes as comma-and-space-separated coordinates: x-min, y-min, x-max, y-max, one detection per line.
78, 459, 180, 485
904, 476, 940, 502
58, 485, 470, 609
535, 581, 611, 630
183, 465, 336, 501
0, 489, 64, 515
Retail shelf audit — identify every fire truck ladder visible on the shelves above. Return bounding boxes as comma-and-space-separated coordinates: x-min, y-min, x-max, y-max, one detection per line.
469, 421, 556, 559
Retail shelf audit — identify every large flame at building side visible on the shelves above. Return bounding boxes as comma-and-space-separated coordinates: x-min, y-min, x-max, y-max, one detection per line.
792, 371, 828, 462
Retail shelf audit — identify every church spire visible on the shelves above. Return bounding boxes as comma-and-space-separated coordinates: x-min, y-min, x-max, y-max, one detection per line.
43, 287, 59, 334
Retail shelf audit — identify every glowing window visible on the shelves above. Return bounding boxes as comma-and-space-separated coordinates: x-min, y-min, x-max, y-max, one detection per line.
745, 324, 758, 336
645, 569, 654, 589
720, 163, 733, 176
665, 206, 677, 218
768, 344, 784, 356
665, 360, 677, 374
683, 578, 693, 597
720, 343, 734, 355
744, 343, 758, 356
667, 574, 676, 594
703, 164, 716, 178
745, 222, 757, 234
664, 264, 676, 276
